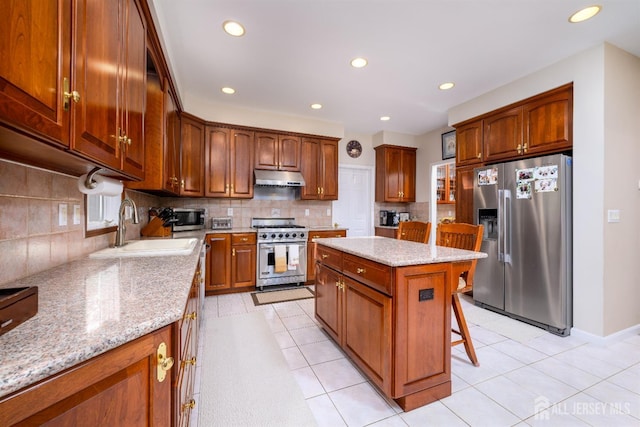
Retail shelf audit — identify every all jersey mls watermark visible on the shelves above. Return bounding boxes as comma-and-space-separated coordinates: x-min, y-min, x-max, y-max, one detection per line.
534, 396, 633, 420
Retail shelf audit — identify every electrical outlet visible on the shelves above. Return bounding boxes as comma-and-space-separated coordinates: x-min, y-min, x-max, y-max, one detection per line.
58, 204, 67, 226
305, 209, 310, 217
607, 209, 621, 223
326, 208, 331, 216
73, 205, 81, 225
271, 208, 280, 217
227, 207, 233, 216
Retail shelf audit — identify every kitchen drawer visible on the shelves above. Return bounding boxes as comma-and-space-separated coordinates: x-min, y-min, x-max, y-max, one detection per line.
343, 254, 393, 296
232, 233, 256, 245
316, 245, 343, 271
308, 230, 347, 240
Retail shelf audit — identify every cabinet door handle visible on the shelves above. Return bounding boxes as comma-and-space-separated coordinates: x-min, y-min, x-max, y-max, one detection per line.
523, 143, 528, 153
232, 248, 236, 256
62, 77, 80, 111
356, 267, 366, 274
184, 311, 197, 320
182, 399, 196, 412
320, 187, 324, 195
477, 152, 482, 159
516, 144, 522, 155
182, 356, 197, 366
156, 342, 174, 383
181, 179, 185, 189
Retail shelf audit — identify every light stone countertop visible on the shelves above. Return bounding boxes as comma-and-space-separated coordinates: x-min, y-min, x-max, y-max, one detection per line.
314, 236, 487, 267
0, 235, 204, 399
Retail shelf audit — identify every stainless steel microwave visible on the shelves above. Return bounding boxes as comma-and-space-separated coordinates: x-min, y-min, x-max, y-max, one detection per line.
172, 208, 205, 232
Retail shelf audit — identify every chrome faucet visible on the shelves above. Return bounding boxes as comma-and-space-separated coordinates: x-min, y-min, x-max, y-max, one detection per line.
115, 198, 139, 247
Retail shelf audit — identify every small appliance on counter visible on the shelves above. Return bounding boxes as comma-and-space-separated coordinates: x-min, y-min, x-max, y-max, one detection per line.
211, 217, 232, 230
172, 208, 205, 232
379, 210, 396, 226
399, 212, 410, 222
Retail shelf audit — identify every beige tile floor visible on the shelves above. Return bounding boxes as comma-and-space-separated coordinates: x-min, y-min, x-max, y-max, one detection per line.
192, 290, 640, 427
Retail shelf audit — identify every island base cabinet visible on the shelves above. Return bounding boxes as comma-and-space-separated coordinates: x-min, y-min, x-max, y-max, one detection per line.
315, 247, 452, 411
0, 325, 173, 426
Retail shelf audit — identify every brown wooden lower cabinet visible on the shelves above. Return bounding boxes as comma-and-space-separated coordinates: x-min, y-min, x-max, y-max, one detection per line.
306, 229, 347, 284
315, 244, 452, 411
0, 325, 174, 426
205, 232, 256, 294
374, 227, 398, 239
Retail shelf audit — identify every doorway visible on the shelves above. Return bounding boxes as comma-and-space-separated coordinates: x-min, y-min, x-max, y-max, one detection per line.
332, 165, 374, 236
429, 160, 456, 242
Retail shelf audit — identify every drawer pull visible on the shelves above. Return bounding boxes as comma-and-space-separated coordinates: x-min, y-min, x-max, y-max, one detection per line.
185, 311, 197, 321
313, 235, 320, 239
321, 254, 329, 259
183, 356, 197, 366
356, 268, 366, 274
182, 399, 196, 412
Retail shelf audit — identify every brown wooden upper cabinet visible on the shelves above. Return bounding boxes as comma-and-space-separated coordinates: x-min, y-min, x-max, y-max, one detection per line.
0, 0, 147, 180
180, 114, 205, 197
205, 127, 255, 198
255, 132, 301, 171
455, 84, 573, 165
300, 137, 339, 200
375, 145, 417, 203
455, 120, 483, 167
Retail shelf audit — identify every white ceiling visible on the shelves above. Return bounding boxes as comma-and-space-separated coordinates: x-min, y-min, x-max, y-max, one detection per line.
150, 0, 640, 136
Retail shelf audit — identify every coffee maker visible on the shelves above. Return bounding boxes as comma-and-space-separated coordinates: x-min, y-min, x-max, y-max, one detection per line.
379, 210, 396, 226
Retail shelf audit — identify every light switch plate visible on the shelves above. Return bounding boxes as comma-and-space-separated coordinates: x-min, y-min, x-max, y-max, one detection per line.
227, 207, 233, 216
73, 205, 81, 225
326, 208, 331, 216
305, 209, 310, 216
607, 209, 621, 223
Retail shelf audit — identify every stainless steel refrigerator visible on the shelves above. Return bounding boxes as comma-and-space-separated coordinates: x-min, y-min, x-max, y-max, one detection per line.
473, 153, 572, 336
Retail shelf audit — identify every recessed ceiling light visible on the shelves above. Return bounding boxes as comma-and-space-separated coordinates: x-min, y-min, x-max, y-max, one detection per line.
223, 20, 245, 36
221, 87, 235, 94
380, 116, 390, 121
569, 5, 601, 23
439, 82, 455, 90
350, 57, 368, 68
310, 103, 322, 110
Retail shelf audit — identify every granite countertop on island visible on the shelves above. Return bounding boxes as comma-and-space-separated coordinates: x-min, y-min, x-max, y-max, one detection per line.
0, 235, 204, 399
314, 236, 486, 267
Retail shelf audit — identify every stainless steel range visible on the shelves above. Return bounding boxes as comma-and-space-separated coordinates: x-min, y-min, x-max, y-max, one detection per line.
252, 218, 308, 290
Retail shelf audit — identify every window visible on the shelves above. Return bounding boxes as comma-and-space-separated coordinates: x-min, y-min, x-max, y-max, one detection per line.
86, 194, 120, 236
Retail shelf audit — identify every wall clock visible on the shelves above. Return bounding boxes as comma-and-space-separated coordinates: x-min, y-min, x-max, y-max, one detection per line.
346, 140, 362, 158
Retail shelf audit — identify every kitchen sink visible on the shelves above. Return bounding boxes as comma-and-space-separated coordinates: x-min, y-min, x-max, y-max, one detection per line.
89, 238, 198, 258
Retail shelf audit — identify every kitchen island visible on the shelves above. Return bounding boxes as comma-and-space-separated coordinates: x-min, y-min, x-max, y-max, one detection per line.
313, 236, 486, 411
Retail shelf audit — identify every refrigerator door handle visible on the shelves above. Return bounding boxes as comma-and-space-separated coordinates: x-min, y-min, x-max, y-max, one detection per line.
504, 189, 512, 264
498, 189, 504, 262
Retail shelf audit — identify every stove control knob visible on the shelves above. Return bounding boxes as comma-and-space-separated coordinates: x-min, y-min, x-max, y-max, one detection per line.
261, 233, 267, 239
285, 233, 290, 238
292, 233, 297, 238
270, 233, 276, 239
300, 232, 305, 238
278, 233, 284, 238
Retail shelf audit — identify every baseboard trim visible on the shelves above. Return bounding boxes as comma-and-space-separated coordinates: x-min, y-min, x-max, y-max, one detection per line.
571, 323, 640, 346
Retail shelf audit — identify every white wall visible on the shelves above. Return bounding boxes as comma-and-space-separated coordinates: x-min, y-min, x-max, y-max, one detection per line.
415, 126, 454, 203
602, 46, 640, 335
449, 43, 640, 337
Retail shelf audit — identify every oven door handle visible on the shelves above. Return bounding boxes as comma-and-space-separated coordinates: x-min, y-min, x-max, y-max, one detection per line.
260, 244, 305, 250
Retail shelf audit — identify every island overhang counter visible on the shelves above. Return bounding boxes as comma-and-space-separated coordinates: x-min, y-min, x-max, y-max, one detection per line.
313, 236, 487, 411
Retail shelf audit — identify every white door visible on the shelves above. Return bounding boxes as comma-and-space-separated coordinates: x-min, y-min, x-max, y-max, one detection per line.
332, 165, 374, 236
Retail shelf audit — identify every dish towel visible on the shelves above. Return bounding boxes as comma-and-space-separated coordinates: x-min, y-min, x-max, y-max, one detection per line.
288, 244, 299, 270
274, 245, 287, 273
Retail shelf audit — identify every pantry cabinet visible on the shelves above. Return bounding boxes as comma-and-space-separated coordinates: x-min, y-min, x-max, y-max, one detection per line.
180, 114, 205, 197
255, 132, 301, 171
205, 127, 254, 198
0, 0, 147, 180
454, 165, 475, 224
300, 137, 339, 200
375, 145, 416, 202
205, 233, 257, 293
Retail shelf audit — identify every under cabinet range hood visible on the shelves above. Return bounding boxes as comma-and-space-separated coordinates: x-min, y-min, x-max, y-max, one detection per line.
254, 169, 306, 187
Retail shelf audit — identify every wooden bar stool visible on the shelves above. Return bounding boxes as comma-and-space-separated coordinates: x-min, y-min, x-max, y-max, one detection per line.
397, 221, 431, 244
436, 222, 484, 366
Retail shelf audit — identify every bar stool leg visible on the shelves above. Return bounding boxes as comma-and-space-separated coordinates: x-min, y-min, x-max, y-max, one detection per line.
452, 293, 479, 366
